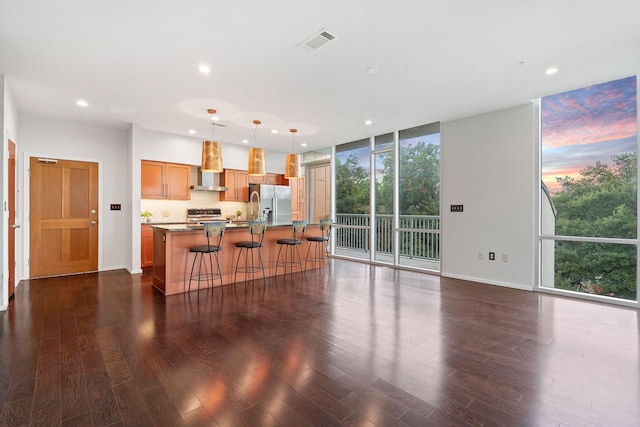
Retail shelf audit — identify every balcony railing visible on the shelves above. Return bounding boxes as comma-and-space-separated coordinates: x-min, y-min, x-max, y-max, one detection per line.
335, 213, 440, 261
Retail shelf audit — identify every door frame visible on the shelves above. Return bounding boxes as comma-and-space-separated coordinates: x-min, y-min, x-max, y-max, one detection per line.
22, 152, 104, 278
8, 140, 16, 300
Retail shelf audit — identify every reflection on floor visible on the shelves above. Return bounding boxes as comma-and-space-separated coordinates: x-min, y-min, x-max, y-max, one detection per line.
1, 259, 638, 426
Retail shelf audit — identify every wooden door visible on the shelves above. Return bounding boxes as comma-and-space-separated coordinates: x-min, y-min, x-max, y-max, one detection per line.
30, 157, 99, 278
8, 140, 16, 298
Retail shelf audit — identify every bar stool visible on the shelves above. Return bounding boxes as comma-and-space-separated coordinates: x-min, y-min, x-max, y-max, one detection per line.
305, 219, 332, 269
188, 222, 226, 292
275, 221, 307, 277
234, 221, 268, 286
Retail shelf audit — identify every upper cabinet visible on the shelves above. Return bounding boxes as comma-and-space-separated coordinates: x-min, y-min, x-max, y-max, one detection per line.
141, 160, 191, 200
249, 173, 283, 185
220, 169, 249, 202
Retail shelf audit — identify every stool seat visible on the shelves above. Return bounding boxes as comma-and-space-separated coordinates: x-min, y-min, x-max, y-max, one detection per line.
305, 219, 332, 270
306, 236, 329, 242
276, 238, 302, 245
275, 221, 307, 278
189, 244, 222, 253
235, 241, 263, 249
188, 222, 226, 293
234, 221, 268, 286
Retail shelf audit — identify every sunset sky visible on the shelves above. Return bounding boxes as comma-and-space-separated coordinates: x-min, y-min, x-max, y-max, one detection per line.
541, 76, 637, 193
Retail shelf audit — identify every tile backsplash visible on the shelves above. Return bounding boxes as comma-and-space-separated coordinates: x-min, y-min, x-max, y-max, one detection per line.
141, 191, 247, 223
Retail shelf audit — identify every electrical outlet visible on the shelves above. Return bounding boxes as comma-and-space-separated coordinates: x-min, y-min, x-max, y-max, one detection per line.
162, 210, 170, 217
489, 252, 495, 260
502, 254, 508, 262
478, 252, 484, 260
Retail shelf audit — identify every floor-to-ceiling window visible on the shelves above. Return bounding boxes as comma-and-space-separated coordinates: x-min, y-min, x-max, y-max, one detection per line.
335, 139, 371, 260
398, 123, 440, 270
373, 133, 394, 264
334, 123, 440, 270
540, 75, 638, 305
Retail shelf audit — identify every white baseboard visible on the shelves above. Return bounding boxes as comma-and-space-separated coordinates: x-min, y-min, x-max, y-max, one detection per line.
441, 273, 534, 292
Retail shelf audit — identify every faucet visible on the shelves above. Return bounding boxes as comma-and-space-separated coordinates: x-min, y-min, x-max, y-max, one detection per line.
249, 191, 261, 220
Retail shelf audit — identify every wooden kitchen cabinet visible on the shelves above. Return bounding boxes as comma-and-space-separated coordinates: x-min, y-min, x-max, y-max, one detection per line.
220, 169, 248, 201
249, 173, 283, 185
141, 224, 154, 269
289, 176, 306, 221
141, 160, 190, 200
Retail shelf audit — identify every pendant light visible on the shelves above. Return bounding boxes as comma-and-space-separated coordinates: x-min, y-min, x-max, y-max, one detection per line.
284, 128, 301, 179
201, 109, 223, 172
248, 119, 266, 176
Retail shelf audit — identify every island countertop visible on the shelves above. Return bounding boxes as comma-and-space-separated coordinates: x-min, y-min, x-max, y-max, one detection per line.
151, 222, 294, 232
151, 222, 321, 295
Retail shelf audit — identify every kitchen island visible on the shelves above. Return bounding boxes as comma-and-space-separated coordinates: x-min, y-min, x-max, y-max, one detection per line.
151, 222, 321, 295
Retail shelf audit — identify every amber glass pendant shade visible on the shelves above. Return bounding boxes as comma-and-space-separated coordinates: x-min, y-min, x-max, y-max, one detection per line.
284, 153, 300, 179
248, 147, 266, 176
248, 119, 266, 176
284, 128, 300, 179
201, 140, 223, 172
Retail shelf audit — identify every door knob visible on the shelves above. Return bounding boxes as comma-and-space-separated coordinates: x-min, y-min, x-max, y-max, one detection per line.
10, 224, 21, 229
90, 209, 97, 214
90, 221, 97, 225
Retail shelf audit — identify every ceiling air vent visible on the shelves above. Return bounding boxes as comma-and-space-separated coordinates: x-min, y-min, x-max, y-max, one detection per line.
296, 28, 338, 52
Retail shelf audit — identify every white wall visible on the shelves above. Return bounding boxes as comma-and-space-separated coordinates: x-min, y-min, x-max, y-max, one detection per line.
440, 103, 536, 290
1, 77, 19, 310
14, 121, 289, 277
135, 126, 287, 173
18, 114, 130, 277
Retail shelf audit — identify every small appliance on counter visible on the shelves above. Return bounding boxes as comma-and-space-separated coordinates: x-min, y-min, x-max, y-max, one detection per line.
186, 208, 223, 225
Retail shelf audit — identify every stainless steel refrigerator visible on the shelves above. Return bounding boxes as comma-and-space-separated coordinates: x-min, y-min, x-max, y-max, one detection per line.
248, 184, 292, 224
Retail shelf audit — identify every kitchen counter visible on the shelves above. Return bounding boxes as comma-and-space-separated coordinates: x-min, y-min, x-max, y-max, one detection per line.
151, 222, 293, 232
151, 222, 321, 295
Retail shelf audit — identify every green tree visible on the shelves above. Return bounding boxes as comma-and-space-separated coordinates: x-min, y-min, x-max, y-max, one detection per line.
335, 154, 370, 214
553, 152, 637, 299
377, 141, 440, 215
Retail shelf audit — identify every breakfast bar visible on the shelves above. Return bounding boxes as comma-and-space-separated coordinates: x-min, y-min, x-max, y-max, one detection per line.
151, 223, 321, 295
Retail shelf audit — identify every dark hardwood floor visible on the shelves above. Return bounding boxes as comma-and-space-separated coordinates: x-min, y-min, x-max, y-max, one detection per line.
0, 260, 638, 426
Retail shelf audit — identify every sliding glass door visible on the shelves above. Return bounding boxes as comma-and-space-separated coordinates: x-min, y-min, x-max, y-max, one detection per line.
335, 139, 370, 260
334, 123, 440, 271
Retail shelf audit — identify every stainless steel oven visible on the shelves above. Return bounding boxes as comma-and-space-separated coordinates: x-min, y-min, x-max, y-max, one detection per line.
186, 208, 222, 225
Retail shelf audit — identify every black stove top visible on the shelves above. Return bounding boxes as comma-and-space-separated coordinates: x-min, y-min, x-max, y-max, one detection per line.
187, 208, 222, 216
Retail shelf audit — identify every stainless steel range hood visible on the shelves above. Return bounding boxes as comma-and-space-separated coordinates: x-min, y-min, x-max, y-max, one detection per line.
190, 167, 228, 192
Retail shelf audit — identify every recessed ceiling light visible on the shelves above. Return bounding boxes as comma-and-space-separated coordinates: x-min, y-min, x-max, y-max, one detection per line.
545, 67, 558, 75
188, 129, 196, 134
366, 67, 379, 75
76, 99, 88, 107
365, 120, 372, 125
242, 139, 249, 144
301, 143, 307, 147
198, 65, 211, 74
271, 129, 278, 134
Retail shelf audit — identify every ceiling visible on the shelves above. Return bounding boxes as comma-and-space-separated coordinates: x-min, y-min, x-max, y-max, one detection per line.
1, 1, 639, 153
